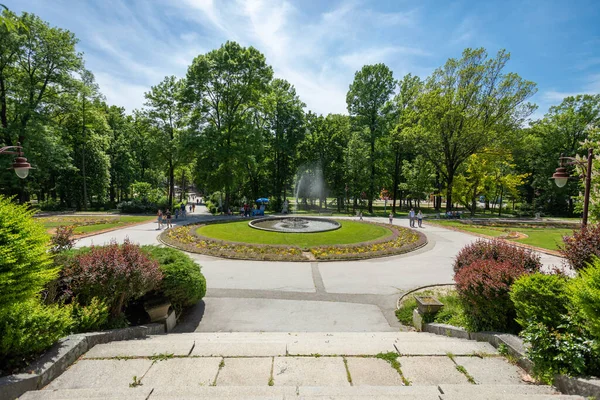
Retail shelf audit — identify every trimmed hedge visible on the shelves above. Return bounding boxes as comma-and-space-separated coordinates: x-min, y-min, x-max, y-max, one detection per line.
142, 246, 206, 311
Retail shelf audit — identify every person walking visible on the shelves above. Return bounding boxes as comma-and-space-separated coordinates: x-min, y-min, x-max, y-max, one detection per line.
166, 209, 172, 228
157, 209, 163, 230
389, 212, 393, 225
409, 208, 415, 227
417, 210, 424, 228
359, 211, 363, 221
192, 203, 196, 213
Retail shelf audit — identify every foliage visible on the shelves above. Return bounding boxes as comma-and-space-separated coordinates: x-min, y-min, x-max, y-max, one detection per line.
70, 297, 110, 333
453, 239, 542, 274
0, 298, 73, 373
0, 196, 56, 310
50, 225, 76, 253
510, 273, 570, 329
569, 257, 600, 339
521, 314, 599, 384
414, 48, 537, 211
62, 240, 163, 317
561, 223, 600, 270
346, 63, 395, 213
118, 198, 168, 214
142, 246, 206, 311
455, 259, 527, 332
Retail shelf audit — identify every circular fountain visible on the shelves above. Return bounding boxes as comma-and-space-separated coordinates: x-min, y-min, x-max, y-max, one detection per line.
249, 217, 341, 233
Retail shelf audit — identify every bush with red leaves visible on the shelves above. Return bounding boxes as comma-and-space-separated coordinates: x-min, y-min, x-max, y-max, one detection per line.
63, 239, 163, 317
561, 224, 600, 271
453, 239, 542, 274
455, 259, 528, 332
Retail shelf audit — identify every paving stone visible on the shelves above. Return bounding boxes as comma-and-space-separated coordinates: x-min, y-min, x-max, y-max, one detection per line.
20, 388, 151, 399
45, 359, 153, 390
398, 356, 468, 386
297, 385, 441, 398
454, 356, 525, 385
216, 357, 273, 386
441, 395, 584, 400
438, 384, 559, 395
141, 357, 221, 388
84, 340, 194, 358
345, 357, 404, 386
148, 386, 296, 399
190, 342, 286, 357
287, 338, 396, 356
272, 357, 350, 387
395, 340, 497, 356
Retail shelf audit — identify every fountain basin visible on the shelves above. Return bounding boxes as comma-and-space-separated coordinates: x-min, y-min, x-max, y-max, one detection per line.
249, 217, 341, 233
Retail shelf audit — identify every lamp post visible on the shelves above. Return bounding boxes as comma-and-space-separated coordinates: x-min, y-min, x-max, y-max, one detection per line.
0, 142, 32, 179
551, 148, 593, 227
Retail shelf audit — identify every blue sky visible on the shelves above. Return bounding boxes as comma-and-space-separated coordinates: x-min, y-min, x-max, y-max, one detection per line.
7, 0, 600, 120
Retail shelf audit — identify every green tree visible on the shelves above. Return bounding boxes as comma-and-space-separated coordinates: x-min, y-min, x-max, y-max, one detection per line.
346, 63, 395, 213
416, 48, 536, 211
144, 76, 189, 208
186, 41, 273, 211
400, 155, 435, 208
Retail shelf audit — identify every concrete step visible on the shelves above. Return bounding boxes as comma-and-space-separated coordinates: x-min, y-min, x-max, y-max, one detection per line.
19, 386, 584, 400
83, 332, 497, 358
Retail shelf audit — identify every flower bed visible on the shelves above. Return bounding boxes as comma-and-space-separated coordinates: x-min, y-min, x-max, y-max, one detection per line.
161, 221, 426, 261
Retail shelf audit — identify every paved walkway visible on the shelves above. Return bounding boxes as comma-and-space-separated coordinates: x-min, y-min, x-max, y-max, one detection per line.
75, 206, 564, 333
20, 333, 582, 399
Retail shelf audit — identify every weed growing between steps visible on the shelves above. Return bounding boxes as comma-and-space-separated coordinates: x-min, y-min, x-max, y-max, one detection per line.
375, 352, 410, 386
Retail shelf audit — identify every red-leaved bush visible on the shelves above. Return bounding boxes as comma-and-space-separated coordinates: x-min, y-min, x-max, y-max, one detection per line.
63, 239, 162, 317
561, 224, 600, 271
453, 239, 542, 274
455, 259, 528, 332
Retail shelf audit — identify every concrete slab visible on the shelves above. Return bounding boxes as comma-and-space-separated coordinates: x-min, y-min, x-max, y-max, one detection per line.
148, 386, 296, 399
45, 359, 153, 390
395, 340, 497, 355
272, 357, 349, 387
454, 356, 526, 385
345, 357, 404, 386
141, 357, 221, 387
187, 297, 393, 332
194, 257, 316, 292
84, 340, 194, 358
399, 356, 469, 386
438, 383, 558, 395
216, 357, 272, 386
190, 342, 286, 357
297, 385, 441, 398
21, 388, 151, 400
287, 338, 396, 356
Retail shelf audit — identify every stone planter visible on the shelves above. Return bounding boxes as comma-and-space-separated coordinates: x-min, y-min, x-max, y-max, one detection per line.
144, 301, 171, 322
414, 296, 444, 315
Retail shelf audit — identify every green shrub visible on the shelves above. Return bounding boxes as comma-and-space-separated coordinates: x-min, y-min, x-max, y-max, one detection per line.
142, 246, 206, 311
71, 297, 110, 333
63, 240, 163, 317
521, 314, 599, 384
569, 257, 600, 339
561, 224, 600, 271
0, 298, 73, 373
510, 273, 570, 329
455, 259, 527, 332
0, 195, 57, 310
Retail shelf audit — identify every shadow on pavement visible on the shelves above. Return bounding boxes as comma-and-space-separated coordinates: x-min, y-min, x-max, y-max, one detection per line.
173, 300, 206, 332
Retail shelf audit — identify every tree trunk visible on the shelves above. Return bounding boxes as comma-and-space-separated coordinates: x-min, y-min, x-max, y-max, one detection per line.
445, 174, 454, 212
168, 160, 174, 209
392, 149, 400, 214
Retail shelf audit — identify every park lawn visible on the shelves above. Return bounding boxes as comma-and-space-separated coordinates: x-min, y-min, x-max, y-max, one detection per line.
196, 219, 393, 248
40, 215, 155, 235
511, 227, 574, 251
431, 220, 573, 251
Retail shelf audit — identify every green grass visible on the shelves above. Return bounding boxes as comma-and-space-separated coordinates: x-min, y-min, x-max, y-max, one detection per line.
396, 289, 468, 329
196, 220, 393, 248
430, 220, 573, 251
40, 215, 155, 234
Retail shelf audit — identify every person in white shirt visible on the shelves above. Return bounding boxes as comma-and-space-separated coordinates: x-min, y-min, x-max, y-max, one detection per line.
417, 210, 424, 227
409, 208, 415, 227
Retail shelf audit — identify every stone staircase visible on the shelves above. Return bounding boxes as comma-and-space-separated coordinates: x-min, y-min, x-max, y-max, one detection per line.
19, 332, 583, 399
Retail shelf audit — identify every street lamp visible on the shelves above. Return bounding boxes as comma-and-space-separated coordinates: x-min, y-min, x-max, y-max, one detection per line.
551, 149, 593, 227
0, 142, 32, 179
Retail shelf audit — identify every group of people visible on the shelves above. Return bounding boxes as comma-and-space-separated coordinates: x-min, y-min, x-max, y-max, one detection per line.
157, 202, 194, 230
408, 208, 424, 228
